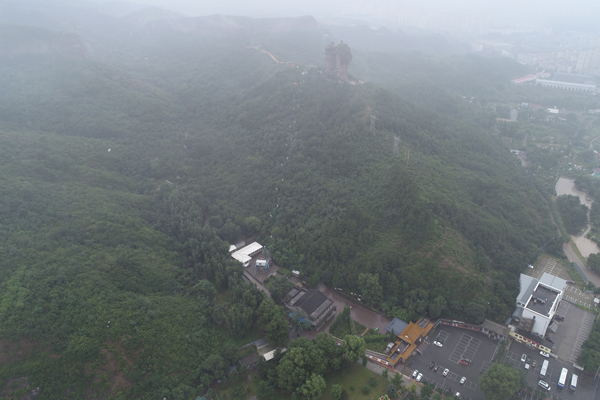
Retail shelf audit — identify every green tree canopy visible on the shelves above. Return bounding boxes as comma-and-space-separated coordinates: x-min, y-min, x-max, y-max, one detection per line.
479, 363, 522, 400
358, 273, 383, 305
331, 384, 343, 400
341, 335, 366, 362
301, 373, 326, 400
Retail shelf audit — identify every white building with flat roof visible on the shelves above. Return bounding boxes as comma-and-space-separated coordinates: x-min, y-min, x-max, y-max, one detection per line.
515, 273, 566, 338
536, 79, 596, 93
231, 242, 264, 267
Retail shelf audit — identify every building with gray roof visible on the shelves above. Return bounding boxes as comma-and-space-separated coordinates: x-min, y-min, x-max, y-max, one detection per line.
515, 273, 565, 338
282, 288, 336, 329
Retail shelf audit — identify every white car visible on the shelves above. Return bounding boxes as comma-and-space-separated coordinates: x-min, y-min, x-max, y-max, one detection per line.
540, 351, 550, 358
433, 340, 443, 347
416, 373, 423, 382
412, 370, 419, 378
455, 392, 461, 397
524, 363, 530, 370
442, 368, 449, 377
538, 380, 550, 391
521, 353, 527, 362
460, 377, 466, 385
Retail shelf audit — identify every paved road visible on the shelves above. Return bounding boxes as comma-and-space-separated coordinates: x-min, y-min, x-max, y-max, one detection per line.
243, 271, 272, 297
563, 242, 600, 287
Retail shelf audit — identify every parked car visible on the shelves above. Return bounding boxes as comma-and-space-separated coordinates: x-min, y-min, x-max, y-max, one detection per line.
455, 392, 461, 398
433, 340, 443, 347
525, 363, 530, 370
521, 354, 527, 362
433, 365, 440, 372
443, 368, 449, 377
538, 380, 550, 391
532, 360, 537, 368
459, 359, 469, 367
416, 373, 423, 382
540, 351, 550, 358
412, 370, 419, 378
460, 377, 466, 385
429, 361, 435, 369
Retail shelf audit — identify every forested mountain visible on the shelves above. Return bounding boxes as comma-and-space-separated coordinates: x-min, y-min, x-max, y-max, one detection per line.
0, 3, 557, 398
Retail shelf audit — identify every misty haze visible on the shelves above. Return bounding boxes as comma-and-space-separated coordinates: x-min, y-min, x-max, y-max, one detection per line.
1, 0, 600, 399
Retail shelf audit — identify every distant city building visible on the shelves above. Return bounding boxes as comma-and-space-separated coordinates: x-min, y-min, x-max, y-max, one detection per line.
552, 72, 594, 84
576, 48, 600, 75
511, 74, 537, 85
536, 79, 596, 93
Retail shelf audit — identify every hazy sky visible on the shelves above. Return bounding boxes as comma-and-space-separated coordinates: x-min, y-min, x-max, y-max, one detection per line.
91, 0, 600, 34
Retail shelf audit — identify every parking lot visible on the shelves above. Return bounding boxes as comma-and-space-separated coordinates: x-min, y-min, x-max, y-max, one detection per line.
549, 301, 595, 364
504, 341, 598, 400
407, 326, 500, 399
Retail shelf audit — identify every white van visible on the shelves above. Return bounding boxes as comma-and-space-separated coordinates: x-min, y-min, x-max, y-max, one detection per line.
538, 380, 550, 391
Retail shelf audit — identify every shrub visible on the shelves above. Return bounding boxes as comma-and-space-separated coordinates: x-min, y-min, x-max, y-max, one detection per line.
361, 385, 370, 394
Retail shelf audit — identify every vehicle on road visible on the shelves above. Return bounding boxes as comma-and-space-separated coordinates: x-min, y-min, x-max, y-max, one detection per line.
538, 380, 550, 391
416, 373, 423, 382
540, 360, 549, 377
521, 354, 527, 362
570, 374, 578, 391
460, 377, 466, 385
433, 340, 443, 347
540, 351, 549, 358
412, 370, 419, 378
429, 361, 435, 369
433, 365, 440, 372
443, 368, 449, 377
558, 368, 568, 388
459, 359, 469, 367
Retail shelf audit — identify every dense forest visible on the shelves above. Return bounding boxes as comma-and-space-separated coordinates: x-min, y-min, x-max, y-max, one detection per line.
0, 2, 562, 398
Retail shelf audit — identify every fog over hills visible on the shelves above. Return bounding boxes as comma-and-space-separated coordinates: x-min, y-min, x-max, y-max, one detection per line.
0, 0, 599, 399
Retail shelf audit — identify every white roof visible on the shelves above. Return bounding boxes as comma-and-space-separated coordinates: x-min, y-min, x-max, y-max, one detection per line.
539, 272, 566, 292
232, 253, 252, 264
263, 348, 286, 361
229, 245, 237, 253
232, 242, 262, 257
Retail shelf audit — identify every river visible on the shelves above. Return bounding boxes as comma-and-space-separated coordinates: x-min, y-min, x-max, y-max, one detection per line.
555, 177, 600, 258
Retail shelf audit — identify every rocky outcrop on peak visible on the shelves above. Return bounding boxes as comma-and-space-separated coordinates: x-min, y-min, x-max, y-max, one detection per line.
324, 41, 352, 82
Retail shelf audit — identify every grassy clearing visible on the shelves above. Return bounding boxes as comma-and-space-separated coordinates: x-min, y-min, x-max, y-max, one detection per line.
320, 362, 392, 400
365, 341, 389, 354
